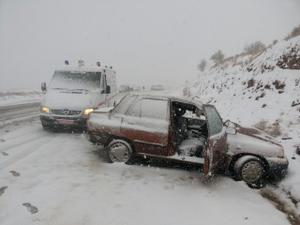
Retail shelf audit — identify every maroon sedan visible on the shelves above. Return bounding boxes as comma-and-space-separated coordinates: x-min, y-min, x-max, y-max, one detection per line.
87, 94, 288, 187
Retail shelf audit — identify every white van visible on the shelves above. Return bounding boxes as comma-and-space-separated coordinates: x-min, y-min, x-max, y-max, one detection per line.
40, 61, 117, 129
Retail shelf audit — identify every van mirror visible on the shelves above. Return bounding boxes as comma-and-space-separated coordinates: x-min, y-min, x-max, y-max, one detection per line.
41, 82, 47, 92
106, 85, 111, 94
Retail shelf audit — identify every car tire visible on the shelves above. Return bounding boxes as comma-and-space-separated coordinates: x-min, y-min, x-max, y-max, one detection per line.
233, 155, 265, 187
106, 139, 133, 164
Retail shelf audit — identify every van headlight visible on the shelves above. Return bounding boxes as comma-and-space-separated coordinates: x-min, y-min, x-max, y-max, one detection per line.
41, 106, 50, 113
83, 108, 94, 115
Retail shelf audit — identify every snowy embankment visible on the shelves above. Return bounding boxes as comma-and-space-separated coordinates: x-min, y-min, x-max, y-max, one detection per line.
0, 91, 42, 107
192, 36, 300, 213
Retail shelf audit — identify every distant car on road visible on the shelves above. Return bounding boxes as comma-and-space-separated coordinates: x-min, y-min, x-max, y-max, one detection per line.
40, 61, 117, 130
87, 94, 288, 187
150, 84, 164, 91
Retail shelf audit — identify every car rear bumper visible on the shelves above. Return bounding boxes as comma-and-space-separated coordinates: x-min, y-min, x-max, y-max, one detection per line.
40, 114, 87, 128
266, 157, 289, 177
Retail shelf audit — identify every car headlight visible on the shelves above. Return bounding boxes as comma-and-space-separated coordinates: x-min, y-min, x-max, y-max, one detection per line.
41, 106, 50, 113
83, 108, 94, 115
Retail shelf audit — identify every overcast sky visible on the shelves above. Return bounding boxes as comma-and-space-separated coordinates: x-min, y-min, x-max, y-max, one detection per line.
0, 0, 300, 91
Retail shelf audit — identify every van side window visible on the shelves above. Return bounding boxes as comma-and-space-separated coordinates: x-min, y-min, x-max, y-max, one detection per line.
103, 74, 107, 89
100, 74, 105, 89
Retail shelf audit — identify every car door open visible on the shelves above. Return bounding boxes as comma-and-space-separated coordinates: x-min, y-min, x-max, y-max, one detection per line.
203, 105, 227, 176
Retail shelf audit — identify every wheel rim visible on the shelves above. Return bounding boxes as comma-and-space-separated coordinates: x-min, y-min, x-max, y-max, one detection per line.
108, 142, 130, 162
241, 161, 263, 183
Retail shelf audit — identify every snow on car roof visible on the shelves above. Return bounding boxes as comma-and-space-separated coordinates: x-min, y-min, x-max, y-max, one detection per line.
124, 92, 204, 108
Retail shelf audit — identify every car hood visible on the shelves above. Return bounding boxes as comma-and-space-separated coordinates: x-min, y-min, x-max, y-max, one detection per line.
227, 124, 284, 158
236, 125, 281, 146
41, 89, 102, 110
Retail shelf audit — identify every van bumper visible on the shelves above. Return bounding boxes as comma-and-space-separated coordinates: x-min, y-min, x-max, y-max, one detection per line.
40, 114, 87, 129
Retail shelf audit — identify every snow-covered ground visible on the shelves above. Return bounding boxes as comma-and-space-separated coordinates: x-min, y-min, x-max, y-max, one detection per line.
191, 36, 300, 217
0, 91, 42, 107
0, 119, 291, 225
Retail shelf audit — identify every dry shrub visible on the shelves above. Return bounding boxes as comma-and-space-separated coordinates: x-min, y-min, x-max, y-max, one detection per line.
247, 79, 255, 88
273, 80, 285, 89
254, 120, 282, 137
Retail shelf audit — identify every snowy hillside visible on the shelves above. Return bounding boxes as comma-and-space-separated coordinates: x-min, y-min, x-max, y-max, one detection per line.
192, 36, 300, 212
193, 36, 300, 130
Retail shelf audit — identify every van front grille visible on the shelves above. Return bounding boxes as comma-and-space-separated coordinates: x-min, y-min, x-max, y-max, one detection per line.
51, 109, 82, 116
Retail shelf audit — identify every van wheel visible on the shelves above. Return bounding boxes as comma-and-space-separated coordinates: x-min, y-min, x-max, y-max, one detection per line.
106, 139, 133, 164
234, 156, 265, 187
41, 121, 52, 131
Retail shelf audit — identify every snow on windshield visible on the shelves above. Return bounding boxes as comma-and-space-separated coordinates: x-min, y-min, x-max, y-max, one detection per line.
50, 71, 101, 90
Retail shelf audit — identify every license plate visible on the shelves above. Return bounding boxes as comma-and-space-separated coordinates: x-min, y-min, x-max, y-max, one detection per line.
56, 119, 75, 125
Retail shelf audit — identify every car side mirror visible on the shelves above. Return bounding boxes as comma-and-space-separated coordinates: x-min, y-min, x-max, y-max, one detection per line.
106, 85, 111, 94
41, 82, 47, 92
226, 126, 237, 135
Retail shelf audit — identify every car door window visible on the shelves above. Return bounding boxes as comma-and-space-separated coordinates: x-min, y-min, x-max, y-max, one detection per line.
126, 99, 141, 117
141, 99, 168, 120
205, 105, 223, 136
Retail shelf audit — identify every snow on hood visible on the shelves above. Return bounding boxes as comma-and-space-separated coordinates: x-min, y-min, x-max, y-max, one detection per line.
227, 124, 284, 158
41, 89, 102, 110
235, 124, 281, 146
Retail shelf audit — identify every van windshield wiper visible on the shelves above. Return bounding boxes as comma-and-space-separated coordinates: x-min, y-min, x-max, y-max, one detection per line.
52, 87, 69, 90
71, 88, 89, 91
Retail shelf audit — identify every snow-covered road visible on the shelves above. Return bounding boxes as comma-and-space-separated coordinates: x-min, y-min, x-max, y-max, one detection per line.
0, 118, 291, 225
0, 102, 40, 128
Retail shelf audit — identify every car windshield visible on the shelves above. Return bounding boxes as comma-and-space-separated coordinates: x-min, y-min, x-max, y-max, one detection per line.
50, 71, 101, 90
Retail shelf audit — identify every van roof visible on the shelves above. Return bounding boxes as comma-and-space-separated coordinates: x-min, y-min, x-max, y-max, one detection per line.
55, 66, 115, 73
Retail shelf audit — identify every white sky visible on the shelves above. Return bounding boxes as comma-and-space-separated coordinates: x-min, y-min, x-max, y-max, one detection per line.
0, 0, 300, 91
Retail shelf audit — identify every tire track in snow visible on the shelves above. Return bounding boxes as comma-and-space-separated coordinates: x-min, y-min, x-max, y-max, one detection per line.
261, 186, 300, 225
0, 134, 56, 170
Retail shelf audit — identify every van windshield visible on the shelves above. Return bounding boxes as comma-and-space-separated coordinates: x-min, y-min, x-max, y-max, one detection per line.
50, 71, 101, 91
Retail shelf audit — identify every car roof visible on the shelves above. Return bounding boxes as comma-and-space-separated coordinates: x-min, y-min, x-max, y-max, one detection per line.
125, 92, 204, 108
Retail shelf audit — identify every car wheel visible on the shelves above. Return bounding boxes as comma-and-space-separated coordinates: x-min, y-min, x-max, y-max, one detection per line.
234, 156, 265, 186
106, 139, 133, 164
